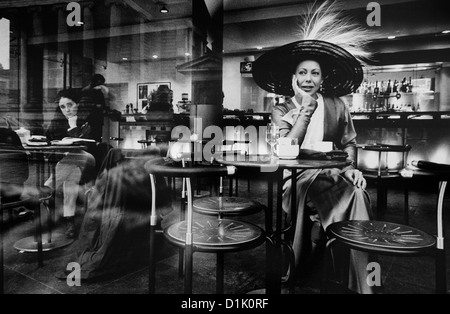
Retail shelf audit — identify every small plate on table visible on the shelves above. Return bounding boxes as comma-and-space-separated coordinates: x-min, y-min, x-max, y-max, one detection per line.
51, 138, 95, 146
26, 135, 49, 146
26, 141, 49, 147
51, 140, 75, 146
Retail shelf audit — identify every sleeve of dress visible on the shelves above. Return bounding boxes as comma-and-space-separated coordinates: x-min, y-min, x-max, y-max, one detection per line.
271, 105, 294, 138
67, 123, 92, 139
339, 103, 358, 172
46, 116, 69, 141
272, 95, 317, 146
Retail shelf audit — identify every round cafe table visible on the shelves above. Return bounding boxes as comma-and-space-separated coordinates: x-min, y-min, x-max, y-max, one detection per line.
215, 154, 350, 294
17, 144, 89, 252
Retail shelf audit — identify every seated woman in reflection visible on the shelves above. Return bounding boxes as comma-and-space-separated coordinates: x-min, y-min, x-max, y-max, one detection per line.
45, 89, 102, 239
252, 1, 375, 293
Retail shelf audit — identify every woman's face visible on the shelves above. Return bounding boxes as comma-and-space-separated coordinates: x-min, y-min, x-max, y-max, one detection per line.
294, 60, 323, 97
59, 97, 79, 119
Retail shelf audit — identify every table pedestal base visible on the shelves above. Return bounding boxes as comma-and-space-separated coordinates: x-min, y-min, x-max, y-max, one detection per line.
13, 233, 74, 252
246, 288, 267, 294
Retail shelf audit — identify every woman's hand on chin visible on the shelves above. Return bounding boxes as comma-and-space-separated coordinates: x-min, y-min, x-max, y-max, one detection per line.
68, 116, 78, 129
292, 75, 317, 116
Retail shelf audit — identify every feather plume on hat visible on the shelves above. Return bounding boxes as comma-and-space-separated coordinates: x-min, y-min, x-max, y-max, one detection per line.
297, 0, 374, 65
252, 0, 377, 97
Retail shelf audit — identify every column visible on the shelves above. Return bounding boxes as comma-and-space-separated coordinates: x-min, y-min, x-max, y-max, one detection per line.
82, 1, 95, 62
438, 65, 450, 111
23, 7, 44, 134
5, 10, 22, 126
105, 0, 126, 143
54, 4, 69, 89
191, 0, 223, 142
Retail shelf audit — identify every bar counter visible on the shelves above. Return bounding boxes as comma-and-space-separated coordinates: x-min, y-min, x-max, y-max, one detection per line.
117, 110, 450, 167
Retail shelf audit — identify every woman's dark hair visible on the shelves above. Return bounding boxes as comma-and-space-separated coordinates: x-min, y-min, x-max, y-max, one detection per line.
56, 89, 81, 104
54, 89, 90, 122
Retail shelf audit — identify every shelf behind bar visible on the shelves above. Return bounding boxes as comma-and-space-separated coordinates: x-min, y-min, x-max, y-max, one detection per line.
351, 111, 450, 120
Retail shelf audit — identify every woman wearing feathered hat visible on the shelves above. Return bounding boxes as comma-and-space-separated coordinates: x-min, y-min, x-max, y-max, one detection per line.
252, 0, 375, 294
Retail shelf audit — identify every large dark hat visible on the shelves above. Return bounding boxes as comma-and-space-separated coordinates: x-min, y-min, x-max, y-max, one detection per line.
252, 40, 363, 97
252, 0, 373, 97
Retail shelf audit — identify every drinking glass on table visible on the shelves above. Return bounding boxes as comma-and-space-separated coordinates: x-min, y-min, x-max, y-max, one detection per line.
265, 123, 280, 160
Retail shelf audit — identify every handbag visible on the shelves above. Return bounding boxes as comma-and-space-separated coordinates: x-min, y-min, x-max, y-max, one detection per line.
297, 148, 348, 161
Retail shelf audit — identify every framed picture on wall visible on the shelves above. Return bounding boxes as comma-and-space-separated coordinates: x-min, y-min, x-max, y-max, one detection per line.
240, 61, 253, 73
137, 82, 171, 110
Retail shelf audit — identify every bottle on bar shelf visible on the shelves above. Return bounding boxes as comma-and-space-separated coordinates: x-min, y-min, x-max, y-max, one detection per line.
363, 80, 368, 94
386, 80, 392, 94
374, 81, 379, 95
407, 77, 413, 93
393, 80, 398, 93
400, 77, 407, 92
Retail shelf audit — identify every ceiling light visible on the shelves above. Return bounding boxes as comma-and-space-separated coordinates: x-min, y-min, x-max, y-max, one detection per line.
122, 57, 128, 61
387, 36, 396, 39
152, 55, 159, 59
184, 52, 191, 56
256, 46, 263, 50
160, 5, 168, 13
442, 30, 450, 34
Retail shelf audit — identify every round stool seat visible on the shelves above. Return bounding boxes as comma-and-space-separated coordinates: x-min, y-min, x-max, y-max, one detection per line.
327, 220, 436, 255
193, 196, 265, 216
362, 144, 412, 153
164, 217, 265, 252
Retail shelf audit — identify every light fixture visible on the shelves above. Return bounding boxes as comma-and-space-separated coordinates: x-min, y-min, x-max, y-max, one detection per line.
122, 57, 128, 61
256, 46, 263, 50
387, 36, 396, 39
185, 52, 191, 57
442, 30, 450, 34
152, 55, 159, 59
160, 5, 168, 13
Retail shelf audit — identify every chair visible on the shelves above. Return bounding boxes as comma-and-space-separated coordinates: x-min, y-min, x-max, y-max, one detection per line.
109, 137, 124, 149
359, 143, 412, 224
138, 135, 164, 150
322, 160, 450, 294
138, 139, 156, 149
322, 220, 438, 294
1, 185, 53, 294
145, 158, 266, 294
278, 174, 326, 293
191, 164, 268, 293
193, 139, 264, 219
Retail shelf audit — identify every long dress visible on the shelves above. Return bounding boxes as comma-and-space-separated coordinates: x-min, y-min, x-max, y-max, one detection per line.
272, 94, 374, 294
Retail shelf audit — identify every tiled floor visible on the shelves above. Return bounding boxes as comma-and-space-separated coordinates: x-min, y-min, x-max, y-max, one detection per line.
2, 174, 449, 294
